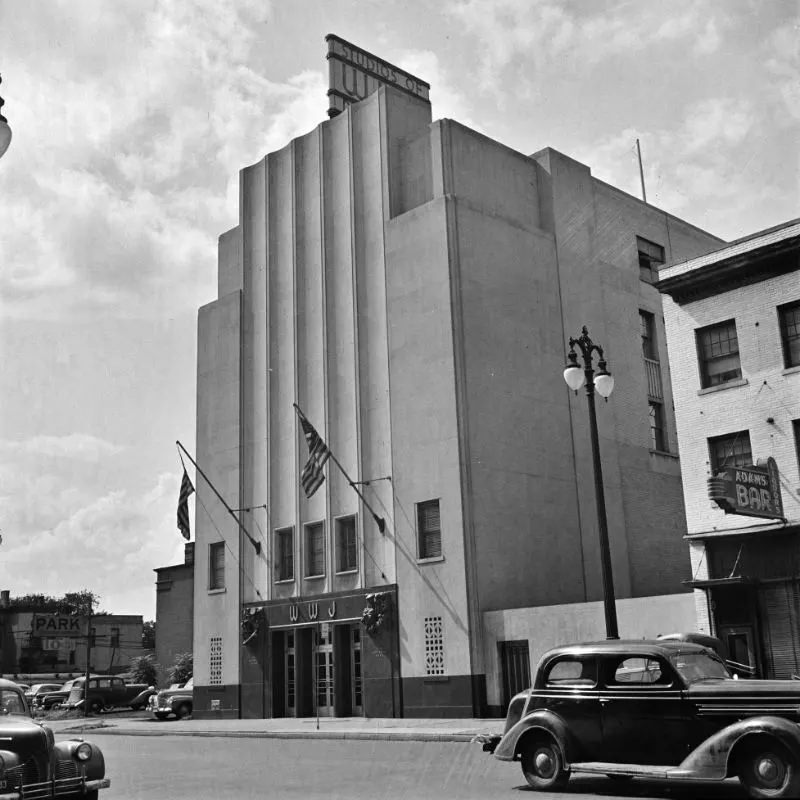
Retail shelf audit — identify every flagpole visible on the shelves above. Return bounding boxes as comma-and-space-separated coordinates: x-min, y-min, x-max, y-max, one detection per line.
292, 404, 386, 533
176, 440, 262, 555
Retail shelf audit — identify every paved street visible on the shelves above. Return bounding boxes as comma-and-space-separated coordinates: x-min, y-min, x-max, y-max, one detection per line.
69, 733, 749, 800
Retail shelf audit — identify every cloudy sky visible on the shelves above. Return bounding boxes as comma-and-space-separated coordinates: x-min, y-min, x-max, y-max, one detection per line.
0, 0, 797, 620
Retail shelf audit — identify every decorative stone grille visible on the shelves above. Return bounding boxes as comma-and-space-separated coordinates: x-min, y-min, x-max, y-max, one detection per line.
424, 616, 445, 675
209, 636, 223, 685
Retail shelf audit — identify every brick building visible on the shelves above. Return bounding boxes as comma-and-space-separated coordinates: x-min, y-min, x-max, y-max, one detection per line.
0, 591, 144, 678
154, 542, 194, 686
657, 219, 800, 677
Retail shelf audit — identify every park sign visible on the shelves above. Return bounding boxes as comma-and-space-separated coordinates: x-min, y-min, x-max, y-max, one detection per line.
32, 614, 88, 637
708, 457, 785, 521
326, 34, 430, 118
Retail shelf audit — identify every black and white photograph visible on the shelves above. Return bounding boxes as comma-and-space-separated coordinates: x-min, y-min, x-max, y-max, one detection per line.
0, 1, 798, 798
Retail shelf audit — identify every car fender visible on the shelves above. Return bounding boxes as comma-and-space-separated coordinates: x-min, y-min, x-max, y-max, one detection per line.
0, 749, 22, 772
674, 716, 800, 781
58, 739, 106, 780
494, 710, 574, 763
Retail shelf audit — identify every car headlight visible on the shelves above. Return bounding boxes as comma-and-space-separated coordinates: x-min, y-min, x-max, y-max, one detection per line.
75, 743, 92, 761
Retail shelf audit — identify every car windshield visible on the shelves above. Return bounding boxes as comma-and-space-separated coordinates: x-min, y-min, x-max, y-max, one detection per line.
0, 689, 27, 716
670, 651, 730, 683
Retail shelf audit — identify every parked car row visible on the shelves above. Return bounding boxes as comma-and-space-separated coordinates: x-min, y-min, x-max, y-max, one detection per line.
147, 677, 193, 719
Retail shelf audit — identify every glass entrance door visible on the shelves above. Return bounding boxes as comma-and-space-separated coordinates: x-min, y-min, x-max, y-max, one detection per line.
285, 630, 296, 717
351, 625, 363, 715
315, 626, 334, 716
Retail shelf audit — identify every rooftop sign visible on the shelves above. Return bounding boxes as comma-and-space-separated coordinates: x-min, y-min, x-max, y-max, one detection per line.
707, 457, 785, 521
326, 34, 430, 118
32, 614, 87, 637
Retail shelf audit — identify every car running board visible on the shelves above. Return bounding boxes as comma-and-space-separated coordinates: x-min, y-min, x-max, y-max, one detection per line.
570, 763, 672, 778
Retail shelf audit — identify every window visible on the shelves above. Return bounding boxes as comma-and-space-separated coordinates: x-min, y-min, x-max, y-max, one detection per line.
275, 526, 294, 582
209, 636, 223, 685
305, 522, 325, 577
110, 627, 120, 648
640, 310, 657, 360
793, 420, 800, 473
779, 300, 800, 368
417, 499, 442, 559
709, 431, 752, 473
424, 616, 445, 675
545, 658, 596, 687
696, 320, 742, 388
612, 657, 666, 685
335, 515, 358, 573
649, 401, 667, 452
209, 541, 225, 590
637, 236, 665, 282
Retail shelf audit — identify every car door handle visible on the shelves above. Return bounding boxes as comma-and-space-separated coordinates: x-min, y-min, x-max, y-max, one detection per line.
599, 698, 612, 704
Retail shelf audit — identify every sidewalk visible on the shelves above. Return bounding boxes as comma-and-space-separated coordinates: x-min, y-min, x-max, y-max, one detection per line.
45, 714, 505, 743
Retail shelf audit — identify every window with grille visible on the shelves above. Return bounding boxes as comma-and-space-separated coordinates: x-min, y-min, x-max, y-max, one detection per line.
779, 300, 800, 369
424, 616, 445, 675
305, 521, 325, 577
696, 320, 742, 388
709, 431, 752, 473
209, 636, 223, 685
335, 515, 357, 573
209, 541, 225, 590
637, 236, 665, 283
275, 526, 294, 582
649, 401, 667, 452
417, 499, 442, 559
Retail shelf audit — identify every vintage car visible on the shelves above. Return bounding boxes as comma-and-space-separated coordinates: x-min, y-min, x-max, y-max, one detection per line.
147, 677, 193, 720
0, 677, 109, 798
24, 684, 64, 706
35, 679, 83, 711
479, 639, 800, 799
63, 676, 150, 713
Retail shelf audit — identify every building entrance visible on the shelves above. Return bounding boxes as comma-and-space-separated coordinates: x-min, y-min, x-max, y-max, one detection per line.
315, 626, 334, 717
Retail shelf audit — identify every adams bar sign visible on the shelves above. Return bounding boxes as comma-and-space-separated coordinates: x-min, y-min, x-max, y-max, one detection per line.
326, 34, 430, 118
708, 457, 785, 521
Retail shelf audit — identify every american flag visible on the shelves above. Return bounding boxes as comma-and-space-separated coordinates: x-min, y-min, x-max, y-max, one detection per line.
177, 469, 195, 540
300, 416, 330, 498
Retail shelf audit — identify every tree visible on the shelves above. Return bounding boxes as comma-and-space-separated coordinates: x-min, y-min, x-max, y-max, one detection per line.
129, 653, 160, 686
167, 652, 193, 685
142, 620, 156, 650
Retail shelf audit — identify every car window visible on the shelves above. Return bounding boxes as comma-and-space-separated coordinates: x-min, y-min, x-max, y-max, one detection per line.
545, 658, 596, 687
0, 690, 26, 715
670, 651, 730, 683
611, 657, 669, 685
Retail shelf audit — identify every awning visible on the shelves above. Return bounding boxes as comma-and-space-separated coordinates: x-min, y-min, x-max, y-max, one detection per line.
685, 520, 799, 540
683, 576, 753, 589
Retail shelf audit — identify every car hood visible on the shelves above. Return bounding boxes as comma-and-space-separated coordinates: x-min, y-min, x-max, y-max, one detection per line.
0, 716, 49, 748
156, 686, 191, 700
688, 678, 800, 700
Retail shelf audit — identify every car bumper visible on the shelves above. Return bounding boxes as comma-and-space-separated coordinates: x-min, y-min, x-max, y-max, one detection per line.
0, 777, 110, 799
472, 733, 501, 754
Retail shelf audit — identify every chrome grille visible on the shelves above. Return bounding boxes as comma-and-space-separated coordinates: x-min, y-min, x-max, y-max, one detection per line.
55, 759, 80, 779
6, 756, 41, 785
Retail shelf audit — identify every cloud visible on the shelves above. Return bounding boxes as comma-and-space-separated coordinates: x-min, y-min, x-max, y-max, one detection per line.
0, 0, 332, 322
0, 434, 123, 461
1, 471, 186, 618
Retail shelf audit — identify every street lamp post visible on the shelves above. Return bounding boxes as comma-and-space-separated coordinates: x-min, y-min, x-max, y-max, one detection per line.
0, 74, 11, 160
563, 326, 619, 640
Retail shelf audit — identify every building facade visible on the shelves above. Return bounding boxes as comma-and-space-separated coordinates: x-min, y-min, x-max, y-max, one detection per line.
657, 219, 800, 678
0, 592, 144, 679
154, 542, 194, 687
192, 81, 724, 720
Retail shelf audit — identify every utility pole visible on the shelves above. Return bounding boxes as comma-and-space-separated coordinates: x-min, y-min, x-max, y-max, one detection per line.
83, 597, 94, 717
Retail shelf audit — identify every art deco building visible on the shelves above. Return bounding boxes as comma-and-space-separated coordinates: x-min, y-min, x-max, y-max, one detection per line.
192, 77, 723, 719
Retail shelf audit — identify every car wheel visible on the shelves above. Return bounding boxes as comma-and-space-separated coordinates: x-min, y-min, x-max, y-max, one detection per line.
154, 712, 169, 720
738, 739, 800, 799
520, 735, 570, 791
89, 699, 103, 714
174, 702, 192, 719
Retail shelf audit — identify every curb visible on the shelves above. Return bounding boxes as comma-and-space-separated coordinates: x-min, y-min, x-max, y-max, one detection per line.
55, 725, 482, 743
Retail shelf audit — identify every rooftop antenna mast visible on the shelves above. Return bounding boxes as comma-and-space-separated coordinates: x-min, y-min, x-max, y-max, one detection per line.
636, 138, 647, 204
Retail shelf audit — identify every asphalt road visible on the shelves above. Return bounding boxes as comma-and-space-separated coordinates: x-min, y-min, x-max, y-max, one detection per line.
66, 733, 750, 800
